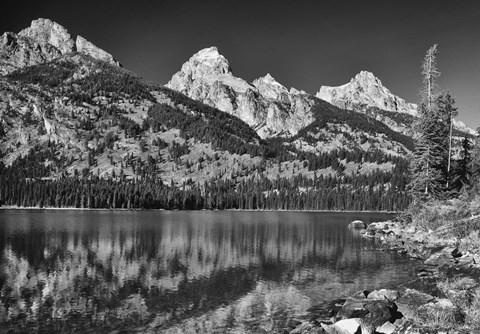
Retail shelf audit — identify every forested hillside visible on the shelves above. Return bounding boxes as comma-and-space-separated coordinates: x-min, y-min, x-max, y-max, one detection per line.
0, 52, 415, 211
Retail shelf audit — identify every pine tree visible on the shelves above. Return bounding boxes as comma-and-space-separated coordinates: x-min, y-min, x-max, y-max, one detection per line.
436, 92, 458, 188
408, 44, 447, 202
457, 136, 472, 188
470, 128, 480, 184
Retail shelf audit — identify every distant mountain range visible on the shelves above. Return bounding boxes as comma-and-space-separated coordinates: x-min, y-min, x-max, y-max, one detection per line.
0, 19, 472, 210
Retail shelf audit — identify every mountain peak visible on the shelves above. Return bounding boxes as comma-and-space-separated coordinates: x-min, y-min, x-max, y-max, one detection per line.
0, 18, 119, 74
260, 73, 275, 81
252, 73, 288, 100
317, 71, 417, 115
18, 18, 75, 54
350, 70, 383, 87
187, 46, 232, 76
354, 70, 376, 80
194, 46, 221, 60
166, 46, 236, 94
167, 48, 316, 138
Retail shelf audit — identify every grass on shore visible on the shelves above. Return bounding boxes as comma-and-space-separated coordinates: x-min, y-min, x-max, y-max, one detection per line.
436, 277, 480, 329
398, 193, 480, 248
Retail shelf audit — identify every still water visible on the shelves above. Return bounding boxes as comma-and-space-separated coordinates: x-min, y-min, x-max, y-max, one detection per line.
0, 210, 419, 333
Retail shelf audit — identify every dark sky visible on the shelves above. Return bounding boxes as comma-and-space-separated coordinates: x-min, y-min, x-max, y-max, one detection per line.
3, 0, 480, 127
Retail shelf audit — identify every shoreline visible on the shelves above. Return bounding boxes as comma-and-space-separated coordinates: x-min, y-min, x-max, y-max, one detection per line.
357, 220, 480, 333
0, 206, 398, 214
289, 220, 480, 333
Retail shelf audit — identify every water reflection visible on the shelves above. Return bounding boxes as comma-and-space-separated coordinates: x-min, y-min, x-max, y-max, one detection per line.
0, 210, 417, 333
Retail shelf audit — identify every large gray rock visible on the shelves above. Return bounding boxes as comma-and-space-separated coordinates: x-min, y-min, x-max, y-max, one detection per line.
424, 246, 457, 266
348, 220, 367, 229
335, 293, 401, 333
322, 318, 362, 334
375, 321, 396, 334
395, 289, 436, 319
366, 289, 400, 302
166, 46, 316, 138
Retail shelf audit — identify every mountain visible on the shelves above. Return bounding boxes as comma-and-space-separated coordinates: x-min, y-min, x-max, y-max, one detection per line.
0, 20, 427, 211
317, 71, 418, 115
166, 47, 316, 138
0, 18, 119, 75
316, 71, 475, 137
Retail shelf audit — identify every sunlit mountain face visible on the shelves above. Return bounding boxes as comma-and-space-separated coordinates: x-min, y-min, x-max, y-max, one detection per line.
0, 210, 420, 333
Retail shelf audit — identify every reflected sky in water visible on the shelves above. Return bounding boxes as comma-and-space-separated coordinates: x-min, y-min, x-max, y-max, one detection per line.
0, 210, 419, 333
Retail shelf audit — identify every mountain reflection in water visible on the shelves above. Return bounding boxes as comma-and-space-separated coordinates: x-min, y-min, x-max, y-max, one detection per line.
0, 210, 418, 333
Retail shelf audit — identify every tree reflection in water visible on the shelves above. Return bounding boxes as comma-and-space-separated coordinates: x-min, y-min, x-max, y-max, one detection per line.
0, 210, 418, 333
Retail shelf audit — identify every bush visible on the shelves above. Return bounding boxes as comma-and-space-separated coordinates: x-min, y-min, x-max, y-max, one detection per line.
402, 198, 470, 231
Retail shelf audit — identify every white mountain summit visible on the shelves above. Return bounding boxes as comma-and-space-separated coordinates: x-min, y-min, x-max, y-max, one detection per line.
316, 71, 474, 135
316, 71, 418, 115
252, 73, 290, 101
167, 47, 316, 138
0, 18, 120, 75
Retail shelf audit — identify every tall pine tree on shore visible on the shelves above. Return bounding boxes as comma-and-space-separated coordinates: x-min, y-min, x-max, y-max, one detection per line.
408, 44, 450, 201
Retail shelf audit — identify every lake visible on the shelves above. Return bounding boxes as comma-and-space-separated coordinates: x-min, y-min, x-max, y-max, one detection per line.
0, 210, 420, 333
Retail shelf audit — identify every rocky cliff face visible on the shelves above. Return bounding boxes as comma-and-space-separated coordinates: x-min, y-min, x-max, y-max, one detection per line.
167, 47, 316, 138
18, 18, 75, 55
75, 35, 118, 65
0, 18, 119, 75
317, 71, 418, 115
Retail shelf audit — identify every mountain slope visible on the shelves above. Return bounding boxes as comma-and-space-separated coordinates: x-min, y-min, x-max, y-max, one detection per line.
0, 19, 414, 211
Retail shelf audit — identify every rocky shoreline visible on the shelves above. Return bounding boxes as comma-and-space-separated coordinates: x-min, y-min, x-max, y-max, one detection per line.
290, 220, 480, 334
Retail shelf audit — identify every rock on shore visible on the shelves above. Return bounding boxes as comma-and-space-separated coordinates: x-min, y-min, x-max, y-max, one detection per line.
348, 220, 367, 229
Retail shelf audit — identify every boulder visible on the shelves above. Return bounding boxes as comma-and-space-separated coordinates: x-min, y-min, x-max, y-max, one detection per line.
375, 321, 396, 334
322, 318, 362, 334
395, 289, 436, 319
348, 220, 367, 229
335, 294, 402, 332
366, 289, 400, 302
366, 222, 389, 233
415, 299, 464, 326
424, 246, 456, 266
